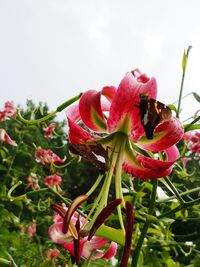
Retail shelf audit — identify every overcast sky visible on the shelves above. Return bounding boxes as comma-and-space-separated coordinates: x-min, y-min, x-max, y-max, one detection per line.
0, 0, 199, 121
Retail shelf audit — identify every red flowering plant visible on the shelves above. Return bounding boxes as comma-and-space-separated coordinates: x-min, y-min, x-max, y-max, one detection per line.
65, 69, 183, 226
2, 47, 200, 267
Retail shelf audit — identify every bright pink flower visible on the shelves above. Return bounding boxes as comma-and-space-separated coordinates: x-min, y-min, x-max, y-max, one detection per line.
45, 248, 60, 260
0, 101, 16, 121
35, 149, 65, 165
48, 207, 117, 261
0, 128, 17, 146
43, 123, 56, 138
66, 69, 183, 179
4, 101, 16, 117
44, 174, 62, 187
28, 223, 36, 237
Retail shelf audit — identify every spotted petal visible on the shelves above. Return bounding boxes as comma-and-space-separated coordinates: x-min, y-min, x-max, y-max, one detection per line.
123, 145, 179, 179
107, 71, 157, 142
79, 90, 111, 132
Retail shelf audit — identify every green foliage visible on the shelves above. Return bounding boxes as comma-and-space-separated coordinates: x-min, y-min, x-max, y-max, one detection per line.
0, 100, 200, 266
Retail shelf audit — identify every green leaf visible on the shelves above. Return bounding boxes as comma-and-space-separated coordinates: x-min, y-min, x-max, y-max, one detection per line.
167, 104, 177, 112
193, 92, 200, 102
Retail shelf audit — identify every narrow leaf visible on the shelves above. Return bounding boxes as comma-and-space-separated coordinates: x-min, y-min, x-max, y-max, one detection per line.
193, 92, 200, 102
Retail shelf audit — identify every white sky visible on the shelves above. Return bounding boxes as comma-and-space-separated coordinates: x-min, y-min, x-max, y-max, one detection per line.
0, 0, 199, 121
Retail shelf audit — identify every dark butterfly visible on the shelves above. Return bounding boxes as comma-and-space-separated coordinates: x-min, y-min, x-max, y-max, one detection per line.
68, 143, 108, 171
139, 94, 172, 139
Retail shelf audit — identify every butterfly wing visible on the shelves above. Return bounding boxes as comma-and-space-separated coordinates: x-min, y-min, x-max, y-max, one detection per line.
140, 95, 172, 139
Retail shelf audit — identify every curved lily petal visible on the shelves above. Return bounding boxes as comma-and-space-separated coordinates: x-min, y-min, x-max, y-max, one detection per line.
102, 242, 118, 259
101, 86, 117, 102
138, 117, 184, 152
123, 145, 179, 179
48, 222, 72, 244
63, 238, 87, 257
67, 118, 96, 144
107, 71, 157, 142
66, 104, 81, 122
79, 90, 108, 132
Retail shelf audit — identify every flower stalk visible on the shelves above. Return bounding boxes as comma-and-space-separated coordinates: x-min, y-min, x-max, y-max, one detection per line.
131, 179, 158, 267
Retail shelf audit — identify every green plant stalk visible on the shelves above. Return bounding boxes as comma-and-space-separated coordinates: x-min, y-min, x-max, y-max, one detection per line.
163, 176, 185, 205
17, 93, 82, 124
158, 186, 200, 203
158, 197, 200, 219
176, 46, 192, 118
131, 179, 158, 267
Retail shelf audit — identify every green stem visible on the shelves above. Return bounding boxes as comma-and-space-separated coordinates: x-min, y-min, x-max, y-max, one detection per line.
158, 186, 200, 203
115, 136, 127, 233
176, 45, 192, 118
86, 174, 103, 196
17, 93, 82, 124
158, 197, 200, 219
163, 177, 185, 205
131, 179, 158, 267
0, 258, 12, 266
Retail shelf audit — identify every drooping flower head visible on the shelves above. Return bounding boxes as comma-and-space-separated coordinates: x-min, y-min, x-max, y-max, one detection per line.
0, 128, 17, 146
43, 123, 57, 138
66, 69, 183, 179
28, 223, 36, 238
44, 174, 62, 187
183, 131, 200, 156
35, 149, 65, 165
0, 101, 16, 121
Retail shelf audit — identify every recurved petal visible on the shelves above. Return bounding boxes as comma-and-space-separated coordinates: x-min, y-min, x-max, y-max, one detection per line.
79, 90, 107, 132
138, 117, 184, 152
107, 71, 157, 141
102, 242, 118, 259
123, 145, 179, 179
67, 118, 96, 144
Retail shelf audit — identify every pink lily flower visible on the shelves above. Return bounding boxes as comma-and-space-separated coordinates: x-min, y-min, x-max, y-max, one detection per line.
28, 223, 36, 238
35, 149, 65, 165
44, 174, 62, 187
66, 69, 183, 179
48, 206, 117, 262
4, 101, 16, 117
0, 101, 16, 121
26, 175, 40, 190
0, 128, 17, 146
183, 131, 200, 156
45, 248, 60, 260
43, 123, 57, 138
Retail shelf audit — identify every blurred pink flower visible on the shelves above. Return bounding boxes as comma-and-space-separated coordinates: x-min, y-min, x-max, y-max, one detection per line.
45, 248, 60, 260
48, 206, 117, 261
26, 175, 40, 190
0, 101, 16, 121
183, 131, 200, 156
35, 149, 65, 165
43, 123, 56, 138
0, 128, 17, 146
44, 174, 62, 187
28, 223, 36, 238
